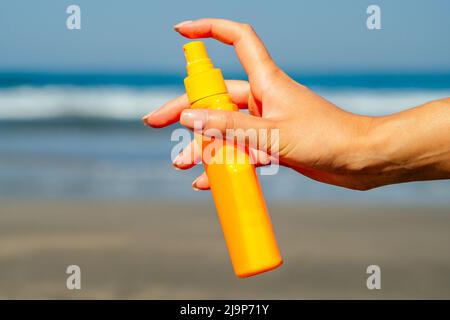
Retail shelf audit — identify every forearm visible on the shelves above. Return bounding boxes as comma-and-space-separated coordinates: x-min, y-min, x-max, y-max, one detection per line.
350, 98, 450, 188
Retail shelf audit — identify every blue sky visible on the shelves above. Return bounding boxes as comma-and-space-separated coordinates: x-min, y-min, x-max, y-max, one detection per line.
0, 0, 449, 73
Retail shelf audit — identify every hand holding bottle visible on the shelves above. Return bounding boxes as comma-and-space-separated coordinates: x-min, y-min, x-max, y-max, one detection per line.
144, 18, 450, 191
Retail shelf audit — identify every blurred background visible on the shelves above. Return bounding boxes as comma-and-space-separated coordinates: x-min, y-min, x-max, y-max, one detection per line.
0, 0, 449, 298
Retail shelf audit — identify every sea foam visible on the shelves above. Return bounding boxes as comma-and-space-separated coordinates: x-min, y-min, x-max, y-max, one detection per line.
0, 85, 449, 120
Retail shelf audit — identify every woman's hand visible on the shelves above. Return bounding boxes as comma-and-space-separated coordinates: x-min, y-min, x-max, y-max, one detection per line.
143, 18, 450, 191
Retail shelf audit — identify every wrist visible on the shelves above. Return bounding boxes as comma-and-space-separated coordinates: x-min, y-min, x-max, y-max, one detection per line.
342, 113, 427, 189
335, 114, 391, 189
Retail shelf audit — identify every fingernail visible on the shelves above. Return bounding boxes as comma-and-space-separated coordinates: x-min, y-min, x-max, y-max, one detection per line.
180, 109, 207, 130
174, 20, 193, 31
142, 110, 157, 125
192, 178, 200, 191
172, 154, 182, 170
172, 162, 182, 171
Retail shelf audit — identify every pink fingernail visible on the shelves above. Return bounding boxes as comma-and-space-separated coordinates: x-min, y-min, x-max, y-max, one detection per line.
172, 153, 183, 170
192, 178, 200, 191
142, 110, 157, 124
174, 20, 193, 31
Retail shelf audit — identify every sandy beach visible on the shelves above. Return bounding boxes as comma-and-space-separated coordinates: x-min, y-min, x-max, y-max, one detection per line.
0, 201, 449, 299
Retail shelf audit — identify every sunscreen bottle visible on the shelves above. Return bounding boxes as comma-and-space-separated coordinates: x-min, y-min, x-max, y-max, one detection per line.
183, 41, 283, 277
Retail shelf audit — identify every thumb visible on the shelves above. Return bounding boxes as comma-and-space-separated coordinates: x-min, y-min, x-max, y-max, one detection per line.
180, 109, 277, 152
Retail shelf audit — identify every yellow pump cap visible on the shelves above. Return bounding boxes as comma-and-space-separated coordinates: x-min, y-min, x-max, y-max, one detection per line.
183, 41, 228, 103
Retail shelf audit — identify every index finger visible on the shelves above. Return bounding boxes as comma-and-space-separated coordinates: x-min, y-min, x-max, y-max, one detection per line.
143, 79, 250, 128
174, 18, 279, 80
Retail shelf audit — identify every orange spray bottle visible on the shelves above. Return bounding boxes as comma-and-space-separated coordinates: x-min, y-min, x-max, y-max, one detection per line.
182, 41, 282, 277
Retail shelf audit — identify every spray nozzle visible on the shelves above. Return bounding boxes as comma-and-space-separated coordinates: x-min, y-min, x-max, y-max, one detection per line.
183, 41, 228, 103
183, 41, 214, 76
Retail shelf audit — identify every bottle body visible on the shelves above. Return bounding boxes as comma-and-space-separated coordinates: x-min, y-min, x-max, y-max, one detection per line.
191, 94, 283, 277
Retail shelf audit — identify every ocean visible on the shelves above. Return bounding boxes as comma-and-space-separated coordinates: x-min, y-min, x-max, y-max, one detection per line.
1, 72, 450, 205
